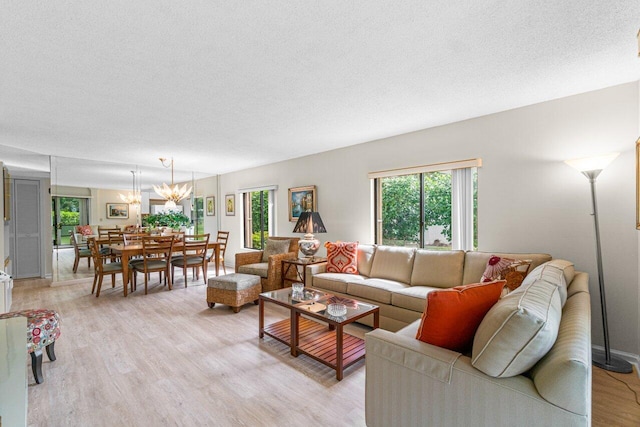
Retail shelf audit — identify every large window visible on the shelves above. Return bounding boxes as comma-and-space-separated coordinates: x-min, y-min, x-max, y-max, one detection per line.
243, 189, 273, 250
372, 159, 479, 250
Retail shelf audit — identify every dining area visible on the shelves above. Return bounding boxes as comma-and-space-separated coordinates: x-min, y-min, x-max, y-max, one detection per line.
64, 227, 230, 297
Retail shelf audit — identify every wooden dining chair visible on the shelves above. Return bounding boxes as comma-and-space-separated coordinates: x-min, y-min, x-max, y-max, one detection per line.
171, 234, 210, 286
89, 238, 125, 297
98, 225, 120, 236
131, 235, 175, 295
70, 232, 91, 273
211, 231, 229, 274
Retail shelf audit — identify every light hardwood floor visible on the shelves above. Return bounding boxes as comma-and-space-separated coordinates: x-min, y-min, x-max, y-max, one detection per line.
11, 276, 640, 426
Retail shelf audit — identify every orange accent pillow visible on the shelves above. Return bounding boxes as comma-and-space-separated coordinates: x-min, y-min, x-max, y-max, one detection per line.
325, 241, 358, 274
415, 280, 506, 352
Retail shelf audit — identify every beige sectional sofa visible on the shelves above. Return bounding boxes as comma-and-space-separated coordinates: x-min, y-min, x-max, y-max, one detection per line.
306, 245, 591, 426
305, 245, 553, 331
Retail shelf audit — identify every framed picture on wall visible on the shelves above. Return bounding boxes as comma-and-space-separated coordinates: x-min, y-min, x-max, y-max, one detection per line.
206, 196, 215, 216
225, 194, 235, 216
106, 203, 129, 219
288, 185, 317, 222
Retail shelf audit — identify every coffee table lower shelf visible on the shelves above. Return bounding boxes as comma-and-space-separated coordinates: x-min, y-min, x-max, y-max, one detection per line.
262, 317, 366, 378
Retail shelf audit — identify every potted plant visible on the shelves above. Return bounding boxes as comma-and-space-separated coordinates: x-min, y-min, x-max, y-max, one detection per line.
143, 210, 191, 231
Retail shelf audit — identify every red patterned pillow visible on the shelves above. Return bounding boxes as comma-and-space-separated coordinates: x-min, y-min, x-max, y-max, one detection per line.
325, 241, 358, 274
481, 255, 531, 291
76, 225, 93, 236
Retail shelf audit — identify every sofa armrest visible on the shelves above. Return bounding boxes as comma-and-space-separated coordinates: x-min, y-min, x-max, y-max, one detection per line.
365, 327, 586, 427
235, 251, 263, 268
305, 262, 327, 287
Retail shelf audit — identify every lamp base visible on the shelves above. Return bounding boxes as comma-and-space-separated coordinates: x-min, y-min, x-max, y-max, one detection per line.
592, 348, 633, 373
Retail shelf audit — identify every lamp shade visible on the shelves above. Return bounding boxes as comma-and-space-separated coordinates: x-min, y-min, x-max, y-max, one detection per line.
293, 212, 327, 234
564, 152, 619, 172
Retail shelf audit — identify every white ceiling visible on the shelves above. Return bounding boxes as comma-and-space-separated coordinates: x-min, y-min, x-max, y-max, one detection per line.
1, 1, 639, 190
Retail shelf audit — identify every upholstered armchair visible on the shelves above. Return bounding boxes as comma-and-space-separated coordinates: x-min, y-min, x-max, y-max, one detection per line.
235, 237, 300, 292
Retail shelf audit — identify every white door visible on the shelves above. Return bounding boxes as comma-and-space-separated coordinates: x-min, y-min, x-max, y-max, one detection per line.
13, 179, 41, 278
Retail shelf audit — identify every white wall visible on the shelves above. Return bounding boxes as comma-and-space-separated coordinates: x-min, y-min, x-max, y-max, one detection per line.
219, 81, 640, 355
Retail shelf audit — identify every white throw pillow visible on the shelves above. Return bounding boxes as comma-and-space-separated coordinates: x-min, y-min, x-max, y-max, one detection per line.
519, 259, 574, 306
471, 279, 562, 378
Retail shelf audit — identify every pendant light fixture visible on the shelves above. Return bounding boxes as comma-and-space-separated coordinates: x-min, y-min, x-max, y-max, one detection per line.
153, 157, 192, 208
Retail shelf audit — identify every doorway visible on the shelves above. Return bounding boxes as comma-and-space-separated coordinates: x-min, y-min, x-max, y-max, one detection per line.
52, 197, 89, 248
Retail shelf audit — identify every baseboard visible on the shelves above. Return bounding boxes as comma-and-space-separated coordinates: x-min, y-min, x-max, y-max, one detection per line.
592, 344, 640, 377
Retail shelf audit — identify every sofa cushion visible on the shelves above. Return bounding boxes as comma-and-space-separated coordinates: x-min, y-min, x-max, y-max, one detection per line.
325, 241, 358, 274
462, 251, 551, 285
520, 259, 574, 306
415, 280, 505, 352
237, 263, 268, 278
369, 246, 416, 284
410, 250, 465, 288
347, 278, 408, 305
392, 286, 440, 312
262, 239, 291, 262
357, 244, 376, 277
312, 272, 366, 294
471, 279, 562, 378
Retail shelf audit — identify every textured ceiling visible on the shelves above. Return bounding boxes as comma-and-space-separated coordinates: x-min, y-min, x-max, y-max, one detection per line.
1, 1, 639, 190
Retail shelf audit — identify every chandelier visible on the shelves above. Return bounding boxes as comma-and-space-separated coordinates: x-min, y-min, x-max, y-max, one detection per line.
153, 157, 192, 208
119, 170, 141, 206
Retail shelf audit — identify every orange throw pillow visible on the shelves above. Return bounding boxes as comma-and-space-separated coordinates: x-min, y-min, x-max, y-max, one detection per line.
325, 241, 358, 274
415, 280, 506, 352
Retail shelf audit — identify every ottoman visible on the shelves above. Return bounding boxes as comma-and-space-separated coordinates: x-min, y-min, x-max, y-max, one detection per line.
0, 308, 61, 384
207, 273, 261, 313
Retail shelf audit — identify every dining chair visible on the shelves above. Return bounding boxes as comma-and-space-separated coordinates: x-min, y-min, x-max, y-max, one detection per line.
171, 233, 210, 286
70, 232, 91, 273
131, 235, 175, 295
98, 225, 120, 236
107, 231, 125, 262
89, 238, 125, 297
211, 231, 229, 274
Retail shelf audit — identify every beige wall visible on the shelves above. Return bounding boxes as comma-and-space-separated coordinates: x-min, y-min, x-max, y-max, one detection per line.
219, 81, 640, 356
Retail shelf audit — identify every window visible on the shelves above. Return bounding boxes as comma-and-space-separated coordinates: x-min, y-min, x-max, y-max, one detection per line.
192, 196, 204, 235
371, 159, 480, 250
243, 189, 273, 250
51, 196, 90, 247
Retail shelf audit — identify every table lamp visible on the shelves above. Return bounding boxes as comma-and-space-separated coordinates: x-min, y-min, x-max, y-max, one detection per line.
565, 152, 632, 373
293, 211, 327, 259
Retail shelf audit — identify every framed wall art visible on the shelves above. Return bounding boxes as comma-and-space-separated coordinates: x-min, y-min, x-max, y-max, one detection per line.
106, 203, 129, 219
225, 194, 235, 216
288, 185, 317, 222
206, 196, 215, 216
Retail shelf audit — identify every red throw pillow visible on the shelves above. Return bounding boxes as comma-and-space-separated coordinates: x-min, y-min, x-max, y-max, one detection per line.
76, 225, 93, 236
415, 280, 506, 352
325, 241, 358, 274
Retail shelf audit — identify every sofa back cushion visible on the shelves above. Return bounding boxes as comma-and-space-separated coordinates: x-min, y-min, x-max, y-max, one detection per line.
357, 244, 376, 277
410, 250, 465, 288
262, 238, 291, 262
369, 246, 416, 284
471, 279, 562, 377
462, 251, 552, 285
521, 259, 574, 307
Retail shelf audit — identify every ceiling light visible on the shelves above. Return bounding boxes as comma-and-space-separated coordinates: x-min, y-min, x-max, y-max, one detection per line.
153, 157, 192, 207
119, 170, 141, 206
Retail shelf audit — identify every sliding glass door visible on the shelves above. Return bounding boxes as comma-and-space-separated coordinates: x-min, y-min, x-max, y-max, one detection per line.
52, 197, 89, 247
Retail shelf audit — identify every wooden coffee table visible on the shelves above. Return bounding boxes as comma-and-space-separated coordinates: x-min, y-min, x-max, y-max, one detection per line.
259, 287, 379, 380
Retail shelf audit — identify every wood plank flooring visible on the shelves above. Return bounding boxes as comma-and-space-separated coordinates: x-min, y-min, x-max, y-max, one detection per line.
10, 276, 640, 426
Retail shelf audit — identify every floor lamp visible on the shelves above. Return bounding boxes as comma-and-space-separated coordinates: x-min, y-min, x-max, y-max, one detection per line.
565, 152, 632, 373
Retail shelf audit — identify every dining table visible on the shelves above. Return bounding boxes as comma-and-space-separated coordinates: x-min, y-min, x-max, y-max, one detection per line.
107, 240, 222, 297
